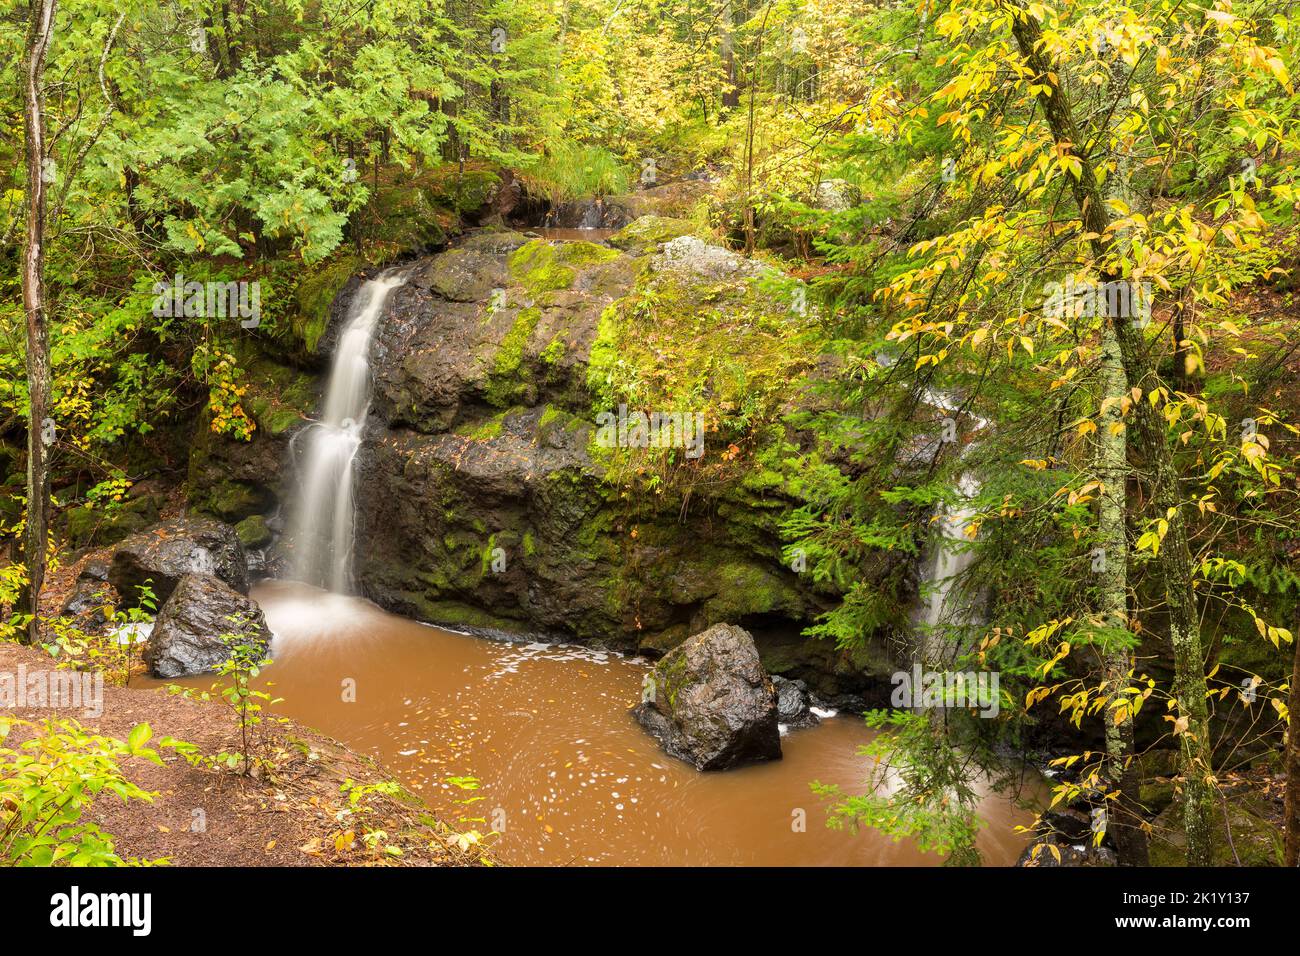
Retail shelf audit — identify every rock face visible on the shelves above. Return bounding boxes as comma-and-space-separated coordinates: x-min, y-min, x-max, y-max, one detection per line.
350, 226, 822, 661
185, 216, 893, 700
143, 573, 273, 679
631, 623, 782, 770
108, 516, 248, 607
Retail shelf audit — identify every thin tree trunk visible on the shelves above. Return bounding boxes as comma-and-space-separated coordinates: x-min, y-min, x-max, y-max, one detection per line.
1009, 4, 1214, 866
720, 0, 739, 111
742, 1, 771, 257
20, 0, 56, 646
1098, 322, 1148, 864
1096, 47, 1148, 866
1285, 624, 1300, 866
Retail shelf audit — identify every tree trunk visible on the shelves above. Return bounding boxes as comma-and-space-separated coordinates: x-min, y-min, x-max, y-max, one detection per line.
1009, 5, 1213, 866
1097, 322, 1148, 864
1285, 623, 1300, 866
20, 0, 56, 645
720, 0, 739, 111
19, 0, 57, 641
1096, 48, 1148, 867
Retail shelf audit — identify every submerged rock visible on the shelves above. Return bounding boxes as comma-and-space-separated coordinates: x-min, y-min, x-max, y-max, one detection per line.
108, 515, 248, 607
772, 675, 821, 730
632, 623, 782, 770
144, 573, 272, 679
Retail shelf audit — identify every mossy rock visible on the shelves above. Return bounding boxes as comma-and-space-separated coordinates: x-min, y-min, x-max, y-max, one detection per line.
194, 479, 272, 524
359, 184, 451, 260
1148, 792, 1284, 866
1215, 630, 1292, 684
63, 495, 164, 549
485, 307, 543, 408
234, 514, 273, 549
419, 163, 503, 216
609, 216, 698, 254
421, 247, 509, 302
638, 623, 692, 656
507, 239, 620, 295
1138, 779, 1176, 814
293, 255, 365, 355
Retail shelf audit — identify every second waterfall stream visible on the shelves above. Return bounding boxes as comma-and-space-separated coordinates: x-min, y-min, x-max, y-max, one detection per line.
288, 270, 406, 592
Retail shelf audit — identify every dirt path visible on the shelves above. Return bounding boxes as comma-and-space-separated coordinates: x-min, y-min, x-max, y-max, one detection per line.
0, 642, 485, 867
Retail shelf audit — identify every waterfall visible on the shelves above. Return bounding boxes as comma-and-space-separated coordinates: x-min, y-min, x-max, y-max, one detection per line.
916, 472, 982, 667
287, 271, 405, 592
914, 391, 988, 669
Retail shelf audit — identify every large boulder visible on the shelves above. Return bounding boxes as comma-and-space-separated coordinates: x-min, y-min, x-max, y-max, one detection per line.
108, 516, 248, 607
631, 623, 782, 770
143, 573, 273, 679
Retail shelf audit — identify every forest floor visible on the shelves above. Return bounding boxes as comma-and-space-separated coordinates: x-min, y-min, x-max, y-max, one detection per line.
0, 641, 488, 867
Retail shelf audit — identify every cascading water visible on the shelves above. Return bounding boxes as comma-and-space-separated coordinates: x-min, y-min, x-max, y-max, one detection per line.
914, 391, 989, 669
287, 272, 405, 592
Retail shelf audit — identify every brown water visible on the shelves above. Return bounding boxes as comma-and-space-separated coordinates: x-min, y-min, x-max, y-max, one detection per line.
532, 227, 618, 242
150, 581, 1039, 866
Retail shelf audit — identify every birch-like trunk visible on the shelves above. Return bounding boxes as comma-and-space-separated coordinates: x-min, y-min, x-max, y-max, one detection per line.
1009, 5, 1213, 865
20, 0, 56, 646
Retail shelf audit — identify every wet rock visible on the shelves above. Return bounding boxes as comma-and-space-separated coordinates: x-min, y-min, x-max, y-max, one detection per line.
187, 355, 315, 523
144, 573, 272, 679
631, 623, 782, 770
108, 515, 248, 607
59, 574, 119, 629
545, 198, 630, 229
772, 675, 820, 730
459, 229, 530, 255
1041, 806, 1092, 842
1015, 833, 1118, 867
234, 514, 272, 550
416, 247, 510, 302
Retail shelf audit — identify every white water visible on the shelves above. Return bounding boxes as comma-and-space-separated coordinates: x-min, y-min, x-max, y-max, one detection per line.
915, 390, 988, 668
288, 272, 405, 592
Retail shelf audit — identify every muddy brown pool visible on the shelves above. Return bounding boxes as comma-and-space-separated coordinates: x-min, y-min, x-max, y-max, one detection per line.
149, 580, 1040, 866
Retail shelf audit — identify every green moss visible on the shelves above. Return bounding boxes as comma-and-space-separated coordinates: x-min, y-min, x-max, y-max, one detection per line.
522, 531, 537, 556
540, 334, 567, 366
235, 514, 272, 549
508, 241, 575, 293
454, 409, 516, 441
1148, 794, 1283, 866
556, 240, 621, 268
508, 239, 620, 295
195, 479, 267, 523
485, 307, 542, 407
63, 498, 158, 549
420, 164, 502, 215
609, 215, 697, 252
361, 184, 450, 260
293, 256, 363, 353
